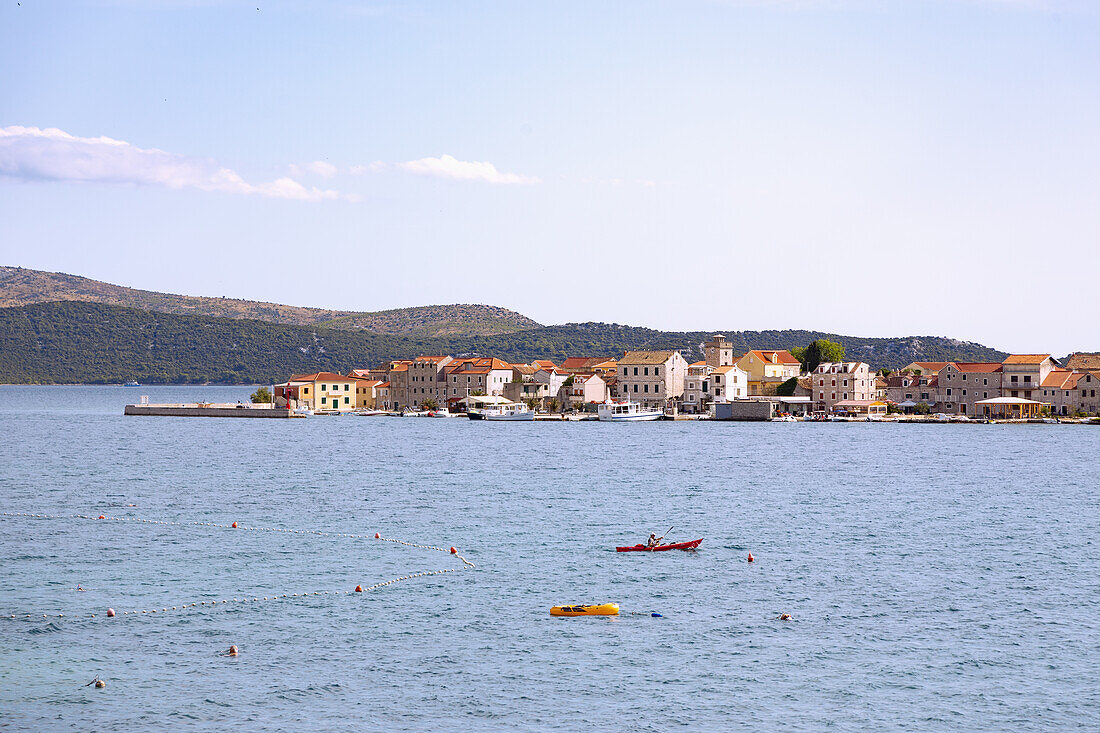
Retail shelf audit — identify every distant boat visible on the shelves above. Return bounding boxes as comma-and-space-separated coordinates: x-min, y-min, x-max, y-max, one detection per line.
123, 380, 140, 387
597, 400, 662, 422
468, 402, 534, 421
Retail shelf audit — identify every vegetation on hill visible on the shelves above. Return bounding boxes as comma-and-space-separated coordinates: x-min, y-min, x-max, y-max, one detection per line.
0, 302, 1009, 384
0, 265, 540, 337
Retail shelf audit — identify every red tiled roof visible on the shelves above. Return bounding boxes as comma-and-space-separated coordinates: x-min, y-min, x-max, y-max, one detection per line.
291, 372, 354, 382
952, 362, 1003, 373
910, 361, 950, 371
1064, 353, 1100, 370
1003, 354, 1052, 365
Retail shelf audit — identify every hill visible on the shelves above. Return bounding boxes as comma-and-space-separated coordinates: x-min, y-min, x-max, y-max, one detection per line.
0, 302, 1008, 384
0, 265, 541, 337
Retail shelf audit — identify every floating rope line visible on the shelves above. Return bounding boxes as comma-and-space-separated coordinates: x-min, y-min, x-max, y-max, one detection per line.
1, 512, 475, 622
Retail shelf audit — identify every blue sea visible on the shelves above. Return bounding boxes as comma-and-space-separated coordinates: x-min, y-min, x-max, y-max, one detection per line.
1, 385, 1099, 731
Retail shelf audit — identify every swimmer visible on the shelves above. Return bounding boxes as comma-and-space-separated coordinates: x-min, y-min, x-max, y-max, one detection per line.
776, 613, 792, 621
84, 676, 105, 688
224, 645, 239, 657
77, 586, 85, 592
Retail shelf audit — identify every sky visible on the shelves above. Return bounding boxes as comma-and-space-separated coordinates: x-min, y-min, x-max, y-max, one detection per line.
1, 0, 1097, 355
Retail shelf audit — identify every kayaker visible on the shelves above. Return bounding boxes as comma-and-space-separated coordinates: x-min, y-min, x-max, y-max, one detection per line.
646, 533, 663, 548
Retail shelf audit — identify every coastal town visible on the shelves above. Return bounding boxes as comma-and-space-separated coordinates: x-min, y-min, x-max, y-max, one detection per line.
263, 336, 1100, 422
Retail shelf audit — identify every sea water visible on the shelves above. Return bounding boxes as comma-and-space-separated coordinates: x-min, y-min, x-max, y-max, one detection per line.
1, 386, 1098, 731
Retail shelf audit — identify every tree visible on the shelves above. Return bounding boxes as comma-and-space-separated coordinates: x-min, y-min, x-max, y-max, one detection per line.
523, 397, 540, 411
788, 346, 806, 364
775, 377, 798, 396
250, 386, 272, 403
800, 339, 846, 373
562, 375, 574, 387
878, 368, 892, 377
470, 390, 486, 396
548, 397, 560, 413
914, 401, 931, 415
421, 397, 438, 411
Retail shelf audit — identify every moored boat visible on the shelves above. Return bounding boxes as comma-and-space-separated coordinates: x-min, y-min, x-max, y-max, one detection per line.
616, 538, 703, 552
468, 402, 534, 421
597, 399, 662, 422
550, 603, 619, 617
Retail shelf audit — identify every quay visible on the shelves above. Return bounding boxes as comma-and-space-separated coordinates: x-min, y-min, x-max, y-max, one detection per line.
125, 403, 301, 418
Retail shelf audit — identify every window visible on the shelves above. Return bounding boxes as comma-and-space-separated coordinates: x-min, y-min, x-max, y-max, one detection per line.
654, 383, 660, 392
831, 393, 836, 400
654, 367, 660, 376
1011, 376, 1018, 383
644, 384, 649, 393
344, 384, 350, 391
344, 396, 350, 404
1024, 376, 1032, 383
843, 379, 848, 387
843, 392, 848, 400
831, 379, 836, 387
633, 367, 638, 376
321, 384, 327, 391
983, 392, 988, 398
644, 367, 649, 376
633, 384, 638, 393
321, 397, 327, 405
623, 367, 627, 376
947, 388, 952, 396
983, 378, 988, 385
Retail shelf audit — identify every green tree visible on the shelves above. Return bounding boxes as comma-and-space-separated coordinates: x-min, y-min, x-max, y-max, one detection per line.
775, 377, 798, 396
788, 346, 806, 364
914, 401, 931, 415
470, 389, 486, 397
421, 397, 438, 411
800, 339, 846, 373
250, 386, 272, 403
523, 397, 540, 411
878, 368, 892, 377
548, 397, 560, 413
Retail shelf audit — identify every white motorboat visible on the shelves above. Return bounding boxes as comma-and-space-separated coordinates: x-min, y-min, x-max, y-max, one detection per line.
770, 415, 798, 422
292, 407, 313, 417
427, 408, 457, 418
354, 409, 386, 416
597, 400, 663, 422
467, 402, 534, 421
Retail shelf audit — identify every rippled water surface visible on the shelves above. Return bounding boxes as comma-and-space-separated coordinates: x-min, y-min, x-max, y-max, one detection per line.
2, 386, 1099, 731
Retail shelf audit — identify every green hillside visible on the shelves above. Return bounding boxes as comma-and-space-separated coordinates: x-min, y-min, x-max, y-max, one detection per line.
0, 265, 541, 337
0, 302, 1008, 384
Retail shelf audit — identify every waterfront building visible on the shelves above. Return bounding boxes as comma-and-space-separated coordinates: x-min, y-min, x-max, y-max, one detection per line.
812, 362, 875, 413
936, 362, 1003, 415
683, 361, 712, 413
562, 372, 608, 409
1000, 354, 1058, 401
353, 378, 384, 409
1064, 353, 1100, 371
408, 355, 453, 408
710, 364, 748, 402
617, 350, 689, 409
443, 357, 513, 402
559, 357, 618, 376
735, 350, 802, 395
275, 372, 357, 412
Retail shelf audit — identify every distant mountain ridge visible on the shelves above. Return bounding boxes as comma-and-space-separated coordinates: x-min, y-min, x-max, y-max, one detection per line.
0, 266, 541, 337
0, 302, 1009, 384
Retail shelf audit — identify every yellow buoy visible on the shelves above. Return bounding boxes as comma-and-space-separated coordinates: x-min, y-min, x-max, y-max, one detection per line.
550, 603, 619, 617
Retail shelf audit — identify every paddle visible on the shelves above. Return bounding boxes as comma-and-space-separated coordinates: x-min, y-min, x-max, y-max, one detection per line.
658, 525, 674, 546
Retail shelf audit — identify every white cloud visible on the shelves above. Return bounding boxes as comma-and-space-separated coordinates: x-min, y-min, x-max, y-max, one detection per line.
0, 126, 344, 202
395, 154, 539, 184
289, 160, 339, 178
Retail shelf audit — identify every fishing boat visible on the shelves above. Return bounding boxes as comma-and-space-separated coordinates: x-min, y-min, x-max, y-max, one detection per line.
616, 539, 703, 552
467, 402, 534, 421
123, 380, 140, 387
597, 399, 662, 422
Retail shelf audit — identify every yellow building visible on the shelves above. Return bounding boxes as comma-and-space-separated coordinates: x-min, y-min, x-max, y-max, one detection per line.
277, 372, 357, 412
735, 350, 803, 395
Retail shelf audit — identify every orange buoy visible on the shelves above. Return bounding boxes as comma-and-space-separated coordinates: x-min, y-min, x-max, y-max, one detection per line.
747, 553, 754, 563
98, 515, 106, 520
354, 585, 363, 592
374, 532, 380, 539
106, 608, 115, 617
231, 521, 238, 528
450, 547, 457, 554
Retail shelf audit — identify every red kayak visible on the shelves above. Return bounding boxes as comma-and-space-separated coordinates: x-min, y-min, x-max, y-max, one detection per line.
616, 539, 702, 552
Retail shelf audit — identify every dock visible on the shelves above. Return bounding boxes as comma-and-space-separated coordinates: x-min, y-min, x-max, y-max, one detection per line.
124, 403, 301, 418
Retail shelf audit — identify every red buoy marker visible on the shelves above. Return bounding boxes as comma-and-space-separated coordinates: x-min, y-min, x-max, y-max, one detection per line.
355, 585, 363, 592
106, 608, 116, 617
374, 533, 380, 539
231, 522, 238, 528
98, 515, 106, 520
747, 553, 755, 563
450, 547, 457, 555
